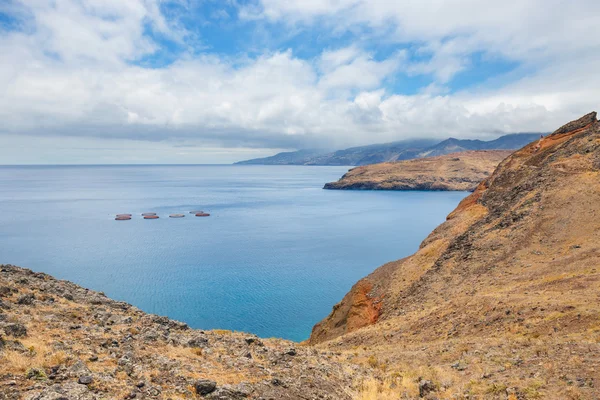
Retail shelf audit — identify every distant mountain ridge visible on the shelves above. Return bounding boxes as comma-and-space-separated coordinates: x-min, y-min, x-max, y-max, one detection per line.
235, 133, 543, 166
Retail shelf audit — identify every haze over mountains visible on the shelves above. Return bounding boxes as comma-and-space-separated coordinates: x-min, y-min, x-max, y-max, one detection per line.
235, 133, 542, 166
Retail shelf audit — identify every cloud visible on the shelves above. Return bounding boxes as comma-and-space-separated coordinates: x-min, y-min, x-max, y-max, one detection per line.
0, 0, 599, 164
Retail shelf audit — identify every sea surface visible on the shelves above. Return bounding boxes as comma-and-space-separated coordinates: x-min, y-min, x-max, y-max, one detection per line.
0, 165, 467, 341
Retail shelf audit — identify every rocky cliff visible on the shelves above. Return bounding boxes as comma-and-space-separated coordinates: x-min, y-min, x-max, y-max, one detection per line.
311, 112, 600, 399
323, 150, 512, 191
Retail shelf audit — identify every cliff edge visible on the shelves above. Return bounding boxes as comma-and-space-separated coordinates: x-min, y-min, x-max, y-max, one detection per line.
323, 150, 512, 191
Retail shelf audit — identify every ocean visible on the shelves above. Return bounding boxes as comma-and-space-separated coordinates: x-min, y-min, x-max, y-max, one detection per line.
0, 165, 467, 341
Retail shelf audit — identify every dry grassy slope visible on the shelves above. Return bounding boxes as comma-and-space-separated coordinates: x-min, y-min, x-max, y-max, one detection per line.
0, 266, 373, 400
323, 150, 513, 191
311, 112, 600, 399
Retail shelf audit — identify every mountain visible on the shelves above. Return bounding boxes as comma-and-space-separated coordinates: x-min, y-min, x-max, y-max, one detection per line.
233, 149, 327, 165
303, 139, 439, 166
323, 150, 512, 191
234, 133, 542, 166
310, 112, 600, 398
417, 133, 543, 158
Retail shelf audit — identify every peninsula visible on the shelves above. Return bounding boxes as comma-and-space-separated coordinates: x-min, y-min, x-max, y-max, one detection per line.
323, 150, 512, 191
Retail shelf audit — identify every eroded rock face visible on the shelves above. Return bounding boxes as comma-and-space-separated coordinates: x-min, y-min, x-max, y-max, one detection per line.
323, 150, 514, 191
0, 264, 367, 400
311, 112, 600, 343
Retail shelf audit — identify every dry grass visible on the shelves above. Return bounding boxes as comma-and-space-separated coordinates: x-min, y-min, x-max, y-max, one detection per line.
0, 336, 72, 374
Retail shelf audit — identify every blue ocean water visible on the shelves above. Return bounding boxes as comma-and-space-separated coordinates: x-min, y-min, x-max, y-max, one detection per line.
0, 165, 467, 341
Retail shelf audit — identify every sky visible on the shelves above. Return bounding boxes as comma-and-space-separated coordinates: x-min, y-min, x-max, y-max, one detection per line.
0, 0, 599, 164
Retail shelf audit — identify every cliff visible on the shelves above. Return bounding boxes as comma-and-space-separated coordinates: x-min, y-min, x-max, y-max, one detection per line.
323, 150, 512, 191
311, 112, 600, 399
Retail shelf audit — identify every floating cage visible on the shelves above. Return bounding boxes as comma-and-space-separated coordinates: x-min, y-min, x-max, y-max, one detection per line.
115, 216, 131, 220
169, 214, 185, 218
116, 214, 132, 217
189, 210, 204, 214
195, 213, 210, 217
141, 213, 157, 216
144, 215, 159, 219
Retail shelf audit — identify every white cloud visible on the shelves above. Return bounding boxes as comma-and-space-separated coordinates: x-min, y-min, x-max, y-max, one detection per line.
0, 0, 599, 163
317, 47, 404, 91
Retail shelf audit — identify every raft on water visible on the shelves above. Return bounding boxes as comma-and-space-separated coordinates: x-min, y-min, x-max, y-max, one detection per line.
115, 216, 131, 220
116, 214, 132, 217
189, 210, 204, 214
141, 213, 157, 216
195, 213, 210, 217
144, 215, 159, 219
169, 214, 185, 218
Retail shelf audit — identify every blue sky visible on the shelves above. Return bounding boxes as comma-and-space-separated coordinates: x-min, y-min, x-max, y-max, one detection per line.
0, 0, 599, 164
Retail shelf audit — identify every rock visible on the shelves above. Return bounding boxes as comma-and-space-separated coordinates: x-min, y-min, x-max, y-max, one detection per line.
187, 335, 209, 348
78, 376, 93, 385
3, 322, 27, 337
17, 293, 35, 305
451, 361, 467, 371
205, 385, 249, 399
69, 360, 91, 378
418, 379, 436, 398
25, 381, 96, 400
0, 286, 16, 297
147, 386, 161, 397
194, 379, 217, 395
284, 348, 297, 356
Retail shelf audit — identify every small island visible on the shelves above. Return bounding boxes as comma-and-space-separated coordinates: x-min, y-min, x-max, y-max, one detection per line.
323, 150, 513, 191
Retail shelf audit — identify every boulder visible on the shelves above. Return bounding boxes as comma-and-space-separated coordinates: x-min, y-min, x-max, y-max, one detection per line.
194, 380, 217, 396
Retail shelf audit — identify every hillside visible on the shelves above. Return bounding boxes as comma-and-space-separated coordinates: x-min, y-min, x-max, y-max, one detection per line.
323, 150, 512, 191
234, 134, 540, 166
233, 149, 326, 165
310, 112, 600, 399
0, 265, 369, 399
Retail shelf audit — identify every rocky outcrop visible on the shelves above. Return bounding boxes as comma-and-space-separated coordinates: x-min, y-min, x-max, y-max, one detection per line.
311, 113, 600, 399
323, 150, 512, 191
0, 265, 369, 400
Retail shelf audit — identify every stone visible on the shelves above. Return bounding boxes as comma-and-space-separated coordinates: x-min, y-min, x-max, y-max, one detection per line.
187, 335, 209, 348
194, 379, 217, 395
0, 286, 16, 297
3, 323, 27, 337
17, 293, 35, 305
284, 348, 297, 356
78, 375, 93, 385
418, 379, 436, 398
